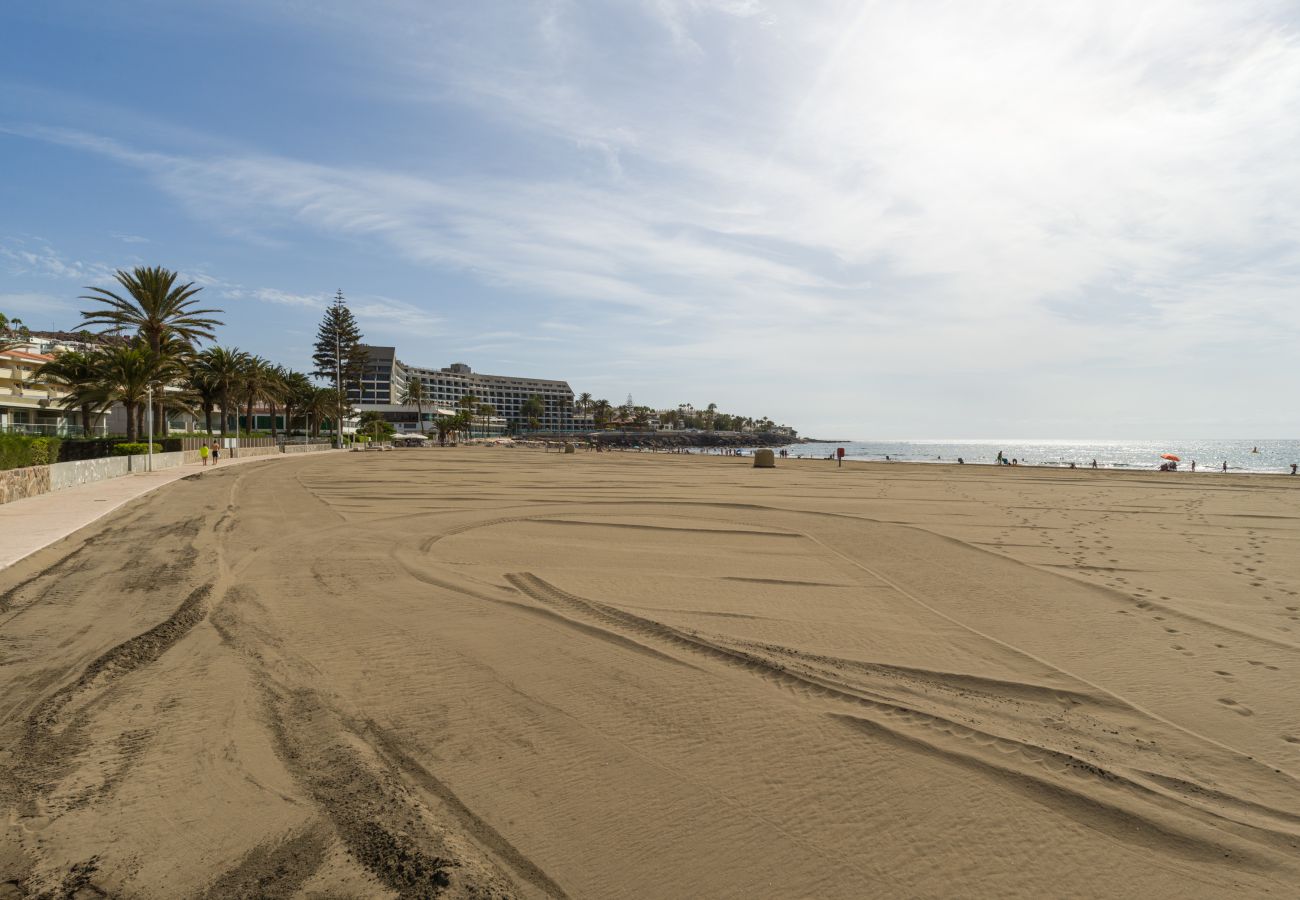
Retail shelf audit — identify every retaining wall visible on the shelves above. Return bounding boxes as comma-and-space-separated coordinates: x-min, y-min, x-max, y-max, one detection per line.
0, 465, 52, 505
0, 444, 335, 506
49, 456, 131, 491
281, 443, 333, 455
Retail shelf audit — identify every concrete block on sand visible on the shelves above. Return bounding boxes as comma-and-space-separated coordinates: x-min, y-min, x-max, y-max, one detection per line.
753, 447, 775, 467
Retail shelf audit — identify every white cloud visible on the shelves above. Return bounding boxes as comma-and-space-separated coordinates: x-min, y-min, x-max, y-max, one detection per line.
0, 237, 115, 283
8, 0, 1300, 433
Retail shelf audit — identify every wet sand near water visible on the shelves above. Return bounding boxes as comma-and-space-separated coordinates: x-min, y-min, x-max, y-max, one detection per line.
2, 450, 1299, 898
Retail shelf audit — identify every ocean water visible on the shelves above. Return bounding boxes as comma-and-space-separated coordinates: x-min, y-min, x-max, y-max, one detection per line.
772, 439, 1300, 474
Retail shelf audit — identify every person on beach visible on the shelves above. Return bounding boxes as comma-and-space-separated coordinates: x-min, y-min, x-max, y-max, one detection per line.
211, 442, 221, 464
1291, 464, 1297, 475
1222, 461, 1228, 472
199, 443, 210, 467
1091, 459, 1098, 468
1191, 460, 1196, 472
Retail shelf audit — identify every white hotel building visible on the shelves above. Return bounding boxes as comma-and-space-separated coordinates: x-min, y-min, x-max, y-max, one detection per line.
350, 346, 577, 434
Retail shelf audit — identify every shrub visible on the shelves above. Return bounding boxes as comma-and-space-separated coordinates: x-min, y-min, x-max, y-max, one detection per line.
28, 437, 62, 466
111, 442, 163, 456
0, 433, 63, 470
59, 438, 129, 462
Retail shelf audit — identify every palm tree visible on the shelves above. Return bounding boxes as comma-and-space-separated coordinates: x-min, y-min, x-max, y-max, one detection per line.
193, 346, 250, 437
400, 374, 428, 434
92, 345, 171, 442
577, 392, 592, 420
457, 394, 479, 437
279, 370, 315, 436
184, 363, 220, 435
519, 395, 545, 433
80, 267, 223, 353
80, 266, 223, 434
591, 398, 612, 429
304, 387, 339, 438
476, 402, 495, 437
239, 356, 283, 436
33, 350, 104, 435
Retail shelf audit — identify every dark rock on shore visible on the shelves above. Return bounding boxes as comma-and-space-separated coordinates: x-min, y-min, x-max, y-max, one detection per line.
581, 430, 799, 449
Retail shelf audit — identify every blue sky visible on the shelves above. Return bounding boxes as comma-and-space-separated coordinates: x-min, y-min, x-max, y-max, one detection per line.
3, 1, 1299, 438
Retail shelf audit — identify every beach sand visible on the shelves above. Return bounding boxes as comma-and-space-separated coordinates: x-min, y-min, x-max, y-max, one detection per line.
2, 449, 1298, 898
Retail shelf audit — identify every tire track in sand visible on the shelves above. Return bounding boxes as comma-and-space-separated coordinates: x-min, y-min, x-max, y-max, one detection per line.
504, 572, 1300, 860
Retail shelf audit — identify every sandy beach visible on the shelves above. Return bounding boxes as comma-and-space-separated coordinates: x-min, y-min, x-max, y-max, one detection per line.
2, 449, 1298, 898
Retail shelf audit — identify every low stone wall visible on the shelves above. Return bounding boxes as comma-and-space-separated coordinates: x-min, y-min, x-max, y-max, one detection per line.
0, 465, 52, 505
282, 443, 334, 455
125, 450, 188, 472
1, 443, 334, 506
49, 456, 131, 491
231, 445, 283, 460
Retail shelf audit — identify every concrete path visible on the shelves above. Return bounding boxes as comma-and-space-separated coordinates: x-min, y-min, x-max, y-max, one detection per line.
0, 450, 341, 571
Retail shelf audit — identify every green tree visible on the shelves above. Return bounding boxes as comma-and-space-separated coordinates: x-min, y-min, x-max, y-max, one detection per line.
400, 373, 427, 433
591, 398, 612, 429
240, 355, 283, 436
92, 345, 173, 442
357, 410, 395, 441
520, 395, 545, 432
79, 266, 223, 433
312, 290, 367, 446
193, 346, 251, 437
280, 370, 316, 436
184, 362, 220, 435
33, 350, 105, 435
304, 387, 339, 437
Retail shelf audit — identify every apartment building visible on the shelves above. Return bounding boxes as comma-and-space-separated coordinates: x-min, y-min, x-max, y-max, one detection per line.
0, 346, 80, 435
350, 346, 576, 433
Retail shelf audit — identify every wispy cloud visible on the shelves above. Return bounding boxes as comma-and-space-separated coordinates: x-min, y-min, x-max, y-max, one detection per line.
0, 237, 115, 283
6, 0, 1300, 433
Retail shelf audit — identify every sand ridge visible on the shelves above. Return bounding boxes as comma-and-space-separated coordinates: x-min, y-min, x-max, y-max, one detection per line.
1, 450, 1298, 897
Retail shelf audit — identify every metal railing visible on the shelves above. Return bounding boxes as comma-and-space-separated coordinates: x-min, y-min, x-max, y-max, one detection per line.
0, 422, 87, 436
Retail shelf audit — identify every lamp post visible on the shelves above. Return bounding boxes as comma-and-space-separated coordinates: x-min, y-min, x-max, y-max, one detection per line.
146, 384, 154, 473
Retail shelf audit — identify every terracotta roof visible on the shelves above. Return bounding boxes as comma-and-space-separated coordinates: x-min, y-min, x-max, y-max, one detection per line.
1, 348, 54, 362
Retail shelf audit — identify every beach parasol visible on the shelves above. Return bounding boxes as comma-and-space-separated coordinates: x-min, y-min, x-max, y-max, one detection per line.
1160, 454, 1180, 461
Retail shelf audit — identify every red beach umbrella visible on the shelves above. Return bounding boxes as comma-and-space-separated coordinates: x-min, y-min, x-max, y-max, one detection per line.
1160, 454, 1180, 461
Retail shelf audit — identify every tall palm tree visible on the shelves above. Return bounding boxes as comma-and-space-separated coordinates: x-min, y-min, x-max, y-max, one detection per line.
577, 392, 592, 418
520, 395, 545, 433
457, 394, 479, 437
193, 346, 250, 437
80, 267, 223, 353
33, 350, 104, 435
80, 266, 223, 433
400, 374, 428, 433
239, 356, 283, 436
92, 345, 171, 442
304, 387, 339, 438
279, 370, 315, 436
184, 363, 220, 435
591, 398, 612, 429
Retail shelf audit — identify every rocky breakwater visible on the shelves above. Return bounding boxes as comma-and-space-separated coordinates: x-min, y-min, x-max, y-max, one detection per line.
587, 430, 799, 450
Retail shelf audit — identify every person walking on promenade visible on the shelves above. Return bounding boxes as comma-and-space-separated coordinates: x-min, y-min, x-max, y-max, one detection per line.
211, 442, 221, 465
199, 443, 210, 467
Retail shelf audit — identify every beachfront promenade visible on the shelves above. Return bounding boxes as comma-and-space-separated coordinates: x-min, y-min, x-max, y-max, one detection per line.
0, 448, 341, 570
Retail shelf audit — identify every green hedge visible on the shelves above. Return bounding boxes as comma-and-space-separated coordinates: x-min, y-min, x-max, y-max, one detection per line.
111, 442, 163, 456
0, 434, 63, 471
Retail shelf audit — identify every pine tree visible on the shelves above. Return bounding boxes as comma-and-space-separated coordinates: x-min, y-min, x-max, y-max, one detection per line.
312, 290, 368, 445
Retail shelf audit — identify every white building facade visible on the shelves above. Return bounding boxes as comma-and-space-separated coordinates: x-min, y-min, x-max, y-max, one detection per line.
350, 346, 576, 434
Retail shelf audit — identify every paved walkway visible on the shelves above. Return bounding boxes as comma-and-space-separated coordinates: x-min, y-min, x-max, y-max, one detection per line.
0, 450, 340, 571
